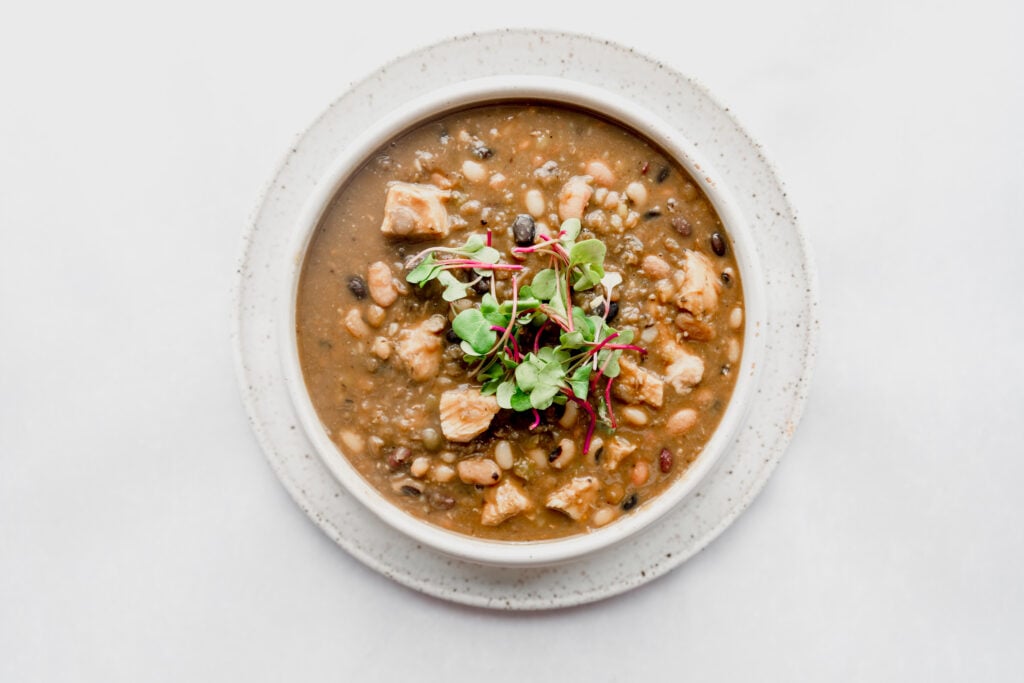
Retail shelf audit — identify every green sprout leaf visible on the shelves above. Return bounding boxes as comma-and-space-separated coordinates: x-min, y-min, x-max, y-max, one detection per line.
530, 269, 557, 300
453, 308, 496, 354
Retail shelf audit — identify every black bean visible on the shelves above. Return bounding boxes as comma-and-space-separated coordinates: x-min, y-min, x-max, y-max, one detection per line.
656, 166, 670, 183
594, 446, 604, 463
721, 271, 733, 287
548, 445, 563, 462
594, 300, 619, 323
400, 485, 422, 497
658, 448, 673, 474
445, 328, 460, 344
622, 493, 639, 511
710, 232, 727, 256
644, 210, 662, 220
347, 275, 368, 300
671, 217, 692, 237
472, 145, 494, 159
472, 276, 492, 295
512, 214, 536, 246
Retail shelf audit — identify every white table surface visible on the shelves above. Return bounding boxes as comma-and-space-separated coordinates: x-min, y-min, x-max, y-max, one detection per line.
2, 2, 1021, 680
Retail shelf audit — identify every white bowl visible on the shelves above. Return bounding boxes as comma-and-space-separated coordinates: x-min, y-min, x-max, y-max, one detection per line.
279, 75, 766, 567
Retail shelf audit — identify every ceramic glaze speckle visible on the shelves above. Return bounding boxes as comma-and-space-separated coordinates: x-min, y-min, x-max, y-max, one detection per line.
232, 29, 818, 610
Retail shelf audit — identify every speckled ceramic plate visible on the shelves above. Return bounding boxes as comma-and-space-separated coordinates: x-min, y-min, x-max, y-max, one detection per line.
232, 29, 818, 610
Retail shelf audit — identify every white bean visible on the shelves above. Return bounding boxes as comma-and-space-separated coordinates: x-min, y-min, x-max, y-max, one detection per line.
494, 441, 514, 470
550, 438, 577, 469
365, 304, 386, 327
626, 181, 648, 206
410, 456, 430, 478
462, 159, 487, 183
525, 189, 546, 217
338, 430, 365, 455
371, 337, 390, 360
432, 464, 455, 483
621, 406, 649, 426
728, 337, 741, 364
729, 307, 744, 329
586, 160, 615, 187
593, 506, 617, 527
343, 309, 370, 339
367, 261, 398, 308
457, 458, 502, 485
666, 408, 698, 435
558, 402, 579, 429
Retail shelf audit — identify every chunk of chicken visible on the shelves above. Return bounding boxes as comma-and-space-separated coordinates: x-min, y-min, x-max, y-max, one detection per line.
481, 478, 533, 526
395, 317, 444, 381
379, 182, 450, 239
557, 175, 594, 221
673, 250, 720, 318
546, 476, 600, 521
439, 386, 501, 442
602, 436, 637, 471
612, 357, 664, 408
659, 329, 705, 393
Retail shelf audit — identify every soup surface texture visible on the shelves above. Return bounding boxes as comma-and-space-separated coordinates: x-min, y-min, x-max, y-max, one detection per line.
296, 103, 744, 540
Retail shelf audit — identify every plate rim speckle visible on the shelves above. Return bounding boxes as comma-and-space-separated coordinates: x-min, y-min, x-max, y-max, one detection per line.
231, 28, 819, 610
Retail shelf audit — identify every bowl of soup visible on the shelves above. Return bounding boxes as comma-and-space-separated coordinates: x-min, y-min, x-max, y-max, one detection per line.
280, 76, 765, 566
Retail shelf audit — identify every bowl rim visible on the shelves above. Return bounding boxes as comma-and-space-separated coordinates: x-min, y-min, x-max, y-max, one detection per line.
278, 74, 767, 567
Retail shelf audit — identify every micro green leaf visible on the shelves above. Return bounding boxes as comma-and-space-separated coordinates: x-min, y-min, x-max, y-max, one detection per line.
453, 308, 496, 354
496, 381, 517, 409
569, 364, 591, 400
531, 269, 557, 300
561, 218, 582, 242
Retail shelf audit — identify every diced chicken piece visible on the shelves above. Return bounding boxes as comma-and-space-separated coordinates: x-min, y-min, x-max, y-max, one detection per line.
439, 386, 501, 442
673, 250, 720, 318
612, 357, 664, 408
659, 330, 705, 393
367, 261, 399, 308
602, 436, 637, 471
546, 477, 600, 521
395, 318, 443, 381
481, 478, 533, 526
379, 182, 450, 239
673, 313, 715, 342
558, 175, 594, 221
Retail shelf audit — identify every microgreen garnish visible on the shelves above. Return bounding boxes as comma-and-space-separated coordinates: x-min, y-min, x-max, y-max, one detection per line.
405, 218, 645, 453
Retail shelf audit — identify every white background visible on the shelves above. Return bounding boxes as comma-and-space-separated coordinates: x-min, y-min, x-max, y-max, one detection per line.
2, 1, 1022, 680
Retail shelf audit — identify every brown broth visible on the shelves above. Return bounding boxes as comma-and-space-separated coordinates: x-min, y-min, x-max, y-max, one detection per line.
296, 103, 744, 540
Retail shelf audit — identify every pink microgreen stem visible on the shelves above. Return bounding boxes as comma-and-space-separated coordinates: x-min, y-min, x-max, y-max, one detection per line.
490, 326, 522, 362
601, 343, 647, 354
567, 393, 597, 456
588, 331, 620, 355
530, 409, 541, 430
441, 260, 523, 270
533, 321, 547, 354
486, 229, 492, 247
